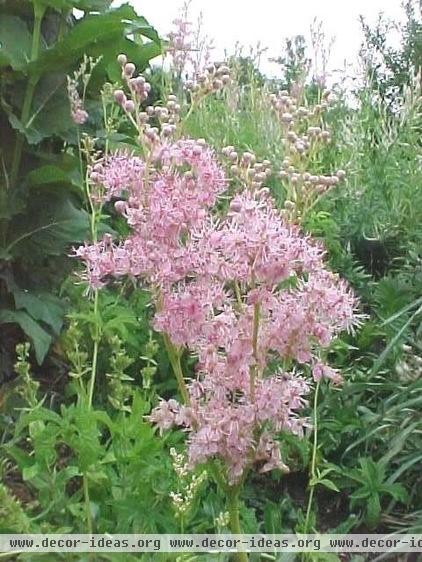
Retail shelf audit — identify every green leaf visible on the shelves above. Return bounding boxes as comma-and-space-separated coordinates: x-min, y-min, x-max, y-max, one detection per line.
27, 164, 82, 187
26, 5, 160, 76
7, 73, 76, 145
22, 463, 41, 481
366, 494, 381, 528
317, 478, 340, 493
102, 37, 162, 82
7, 192, 91, 257
13, 291, 65, 335
0, 309, 52, 364
32, 0, 112, 10
381, 483, 408, 503
0, 16, 32, 70
74, 0, 112, 9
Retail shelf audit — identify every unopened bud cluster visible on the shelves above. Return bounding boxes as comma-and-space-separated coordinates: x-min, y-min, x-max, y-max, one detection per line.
222, 146, 272, 191
111, 55, 185, 145
185, 63, 231, 98
267, 89, 347, 220
269, 89, 332, 156
114, 54, 151, 110
278, 157, 345, 193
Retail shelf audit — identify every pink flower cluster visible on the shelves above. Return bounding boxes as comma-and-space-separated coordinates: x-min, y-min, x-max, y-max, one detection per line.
77, 136, 358, 483
76, 140, 226, 288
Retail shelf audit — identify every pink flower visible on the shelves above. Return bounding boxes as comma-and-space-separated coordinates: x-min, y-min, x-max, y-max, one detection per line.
77, 131, 359, 484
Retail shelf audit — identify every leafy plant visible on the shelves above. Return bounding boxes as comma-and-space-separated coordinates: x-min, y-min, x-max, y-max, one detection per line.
347, 458, 408, 529
0, 0, 161, 368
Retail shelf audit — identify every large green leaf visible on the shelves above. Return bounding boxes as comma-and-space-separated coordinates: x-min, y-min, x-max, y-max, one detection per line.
6, 72, 76, 144
32, 0, 112, 11
0, 16, 32, 70
4, 192, 91, 259
0, 309, 52, 364
26, 5, 160, 76
102, 37, 162, 81
13, 291, 65, 335
27, 163, 82, 188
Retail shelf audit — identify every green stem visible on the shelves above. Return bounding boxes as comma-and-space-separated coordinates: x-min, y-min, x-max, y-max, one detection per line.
304, 380, 321, 535
10, 2, 45, 188
163, 334, 190, 405
83, 473, 93, 535
226, 486, 248, 562
87, 290, 100, 408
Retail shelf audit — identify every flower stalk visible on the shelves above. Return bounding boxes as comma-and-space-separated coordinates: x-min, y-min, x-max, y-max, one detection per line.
226, 485, 248, 562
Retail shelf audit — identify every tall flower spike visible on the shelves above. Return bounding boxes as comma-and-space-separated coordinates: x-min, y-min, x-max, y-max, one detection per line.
77, 86, 359, 484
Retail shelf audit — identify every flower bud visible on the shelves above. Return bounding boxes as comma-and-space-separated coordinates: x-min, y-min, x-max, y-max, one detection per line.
124, 62, 136, 77
117, 53, 127, 66
242, 151, 255, 164
162, 124, 175, 137
229, 200, 242, 213
222, 145, 234, 156
114, 89, 126, 105
124, 100, 135, 113
114, 200, 126, 214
